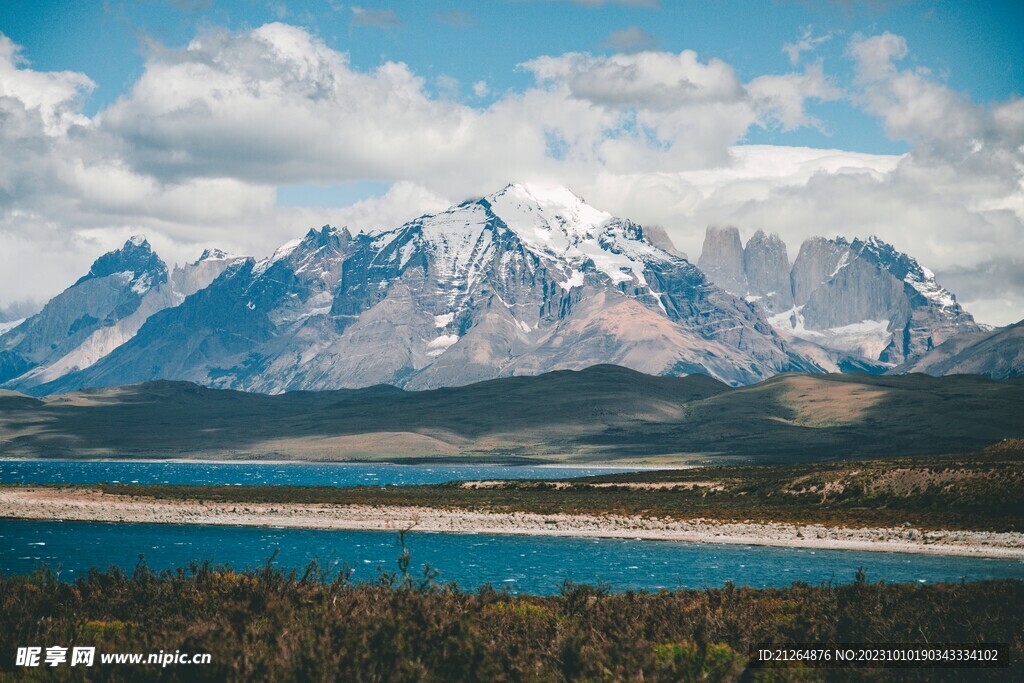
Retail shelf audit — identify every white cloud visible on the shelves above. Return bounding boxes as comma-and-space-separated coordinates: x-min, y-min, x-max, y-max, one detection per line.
849, 31, 907, 82
523, 50, 745, 110
307, 181, 451, 234
782, 27, 833, 66
435, 74, 460, 99
519, 49, 842, 171
747, 62, 841, 130
0, 34, 95, 135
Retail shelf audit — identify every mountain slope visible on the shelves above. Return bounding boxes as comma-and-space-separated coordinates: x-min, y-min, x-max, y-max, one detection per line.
896, 321, 1024, 379
5, 248, 243, 392
35, 184, 818, 394
0, 237, 169, 386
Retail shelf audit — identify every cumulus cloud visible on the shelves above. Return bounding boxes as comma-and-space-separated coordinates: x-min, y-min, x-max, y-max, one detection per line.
519, 49, 840, 170
0, 34, 95, 135
0, 25, 1021, 325
849, 31, 1014, 164
523, 50, 744, 110
747, 63, 841, 130
318, 181, 451, 233
98, 24, 493, 185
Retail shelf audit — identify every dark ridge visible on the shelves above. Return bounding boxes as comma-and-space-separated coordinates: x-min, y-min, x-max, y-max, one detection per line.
0, 366, 1020, 462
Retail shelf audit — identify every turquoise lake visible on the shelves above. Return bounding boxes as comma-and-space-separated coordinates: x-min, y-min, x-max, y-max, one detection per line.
0, 460, 637, 487
2, 519, 1022, 595
2, 461, 1022, 594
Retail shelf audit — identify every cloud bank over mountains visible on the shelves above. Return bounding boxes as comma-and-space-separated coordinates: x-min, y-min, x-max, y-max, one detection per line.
0, 22, 1021, 324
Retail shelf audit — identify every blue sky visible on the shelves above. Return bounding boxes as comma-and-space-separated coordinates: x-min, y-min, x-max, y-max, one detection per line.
5, 0, 1021, 154
1, 1, 1022, 324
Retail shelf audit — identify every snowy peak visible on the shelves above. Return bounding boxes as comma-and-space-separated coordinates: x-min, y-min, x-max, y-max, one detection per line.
0, 235, 171, 386
850, 236, 958, 309
487, 182, 613, 242
368, 182, 683, 297
73, 235, 168, 293
196, 248, 232, 263
0, 184, 844, 395
256, 225, 352, 276
480, 182, 676, 288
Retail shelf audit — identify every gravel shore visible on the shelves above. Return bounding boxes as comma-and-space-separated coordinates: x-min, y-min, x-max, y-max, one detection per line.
2, 487, 1022, 559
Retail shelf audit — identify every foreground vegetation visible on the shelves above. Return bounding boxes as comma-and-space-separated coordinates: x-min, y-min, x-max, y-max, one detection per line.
39, 445, 1023, 532
1, 559, 1021, 682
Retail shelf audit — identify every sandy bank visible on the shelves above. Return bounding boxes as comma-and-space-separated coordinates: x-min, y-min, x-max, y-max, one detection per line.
1, 488, 1022, 559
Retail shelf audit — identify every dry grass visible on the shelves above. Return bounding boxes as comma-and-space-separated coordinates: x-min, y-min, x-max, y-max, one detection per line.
0, 561, 1020, 682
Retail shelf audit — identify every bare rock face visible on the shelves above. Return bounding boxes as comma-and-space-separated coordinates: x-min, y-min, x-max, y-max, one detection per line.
800, 256, 906, 330
642, 224, 688, 259
697, 226, 747, 295
790, 236, 851, 307
743, 230, 792, 312
696, 226, 793, 313
844, 237, 980, 364
784, 237, 981, 364
696, 226, 984, 366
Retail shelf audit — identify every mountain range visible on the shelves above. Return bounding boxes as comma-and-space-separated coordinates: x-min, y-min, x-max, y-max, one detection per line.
0, 183, 1019, 395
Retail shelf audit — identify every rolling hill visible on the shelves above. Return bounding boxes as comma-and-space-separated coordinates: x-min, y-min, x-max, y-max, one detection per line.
1, 365, 1020, 463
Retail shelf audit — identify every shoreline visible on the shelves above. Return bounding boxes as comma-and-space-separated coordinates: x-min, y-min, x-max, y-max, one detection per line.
1, 488, 1022, 560
0, 457, 685, 469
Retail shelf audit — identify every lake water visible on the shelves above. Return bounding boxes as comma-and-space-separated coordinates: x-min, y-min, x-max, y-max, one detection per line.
2, 519, 1022, 594
3, 461, 1022, 593
0, 460, 640, 487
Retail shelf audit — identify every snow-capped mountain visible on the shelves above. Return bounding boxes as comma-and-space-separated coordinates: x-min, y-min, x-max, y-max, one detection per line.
0, 238, 243, 391
697, 228, 982, 365
17, 184, 821, 395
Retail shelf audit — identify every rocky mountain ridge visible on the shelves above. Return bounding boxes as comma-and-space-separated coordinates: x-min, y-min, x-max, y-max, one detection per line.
0, 184, 1011, 395
20, 184, 819, 395
0, 239, 243, 392
698, 227, 983, 365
